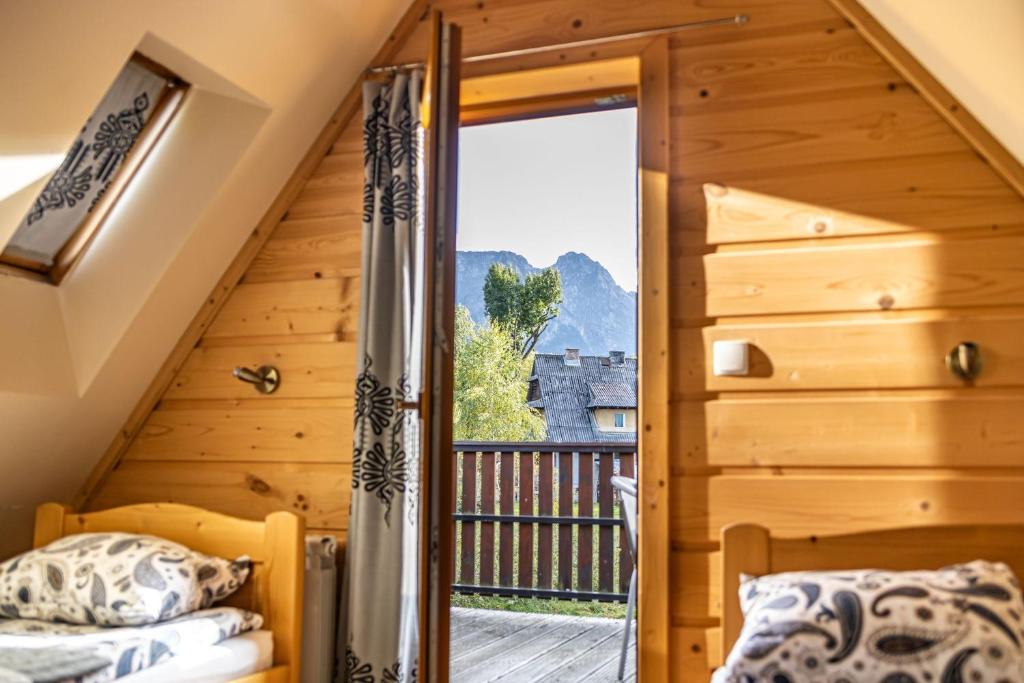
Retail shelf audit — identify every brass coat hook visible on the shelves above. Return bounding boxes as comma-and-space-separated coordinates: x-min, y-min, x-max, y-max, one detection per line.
946, 342, 981, 382
233, 365, 281, 394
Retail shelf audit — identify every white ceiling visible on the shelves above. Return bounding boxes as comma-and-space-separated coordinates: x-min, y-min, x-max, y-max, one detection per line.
0, 0, 413, 557
860, 0, 1024, 166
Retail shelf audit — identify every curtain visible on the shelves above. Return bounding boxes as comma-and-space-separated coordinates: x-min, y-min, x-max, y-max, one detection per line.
6, 60, 168, 266
337, 71, 424, 683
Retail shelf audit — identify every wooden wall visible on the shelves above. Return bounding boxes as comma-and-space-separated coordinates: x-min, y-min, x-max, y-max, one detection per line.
87, 1, 1024, 679
88, 119, 366, 538
663, 1, 1024, 676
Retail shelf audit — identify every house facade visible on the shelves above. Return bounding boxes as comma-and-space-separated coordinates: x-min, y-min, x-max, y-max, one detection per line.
527, 348, 637, 443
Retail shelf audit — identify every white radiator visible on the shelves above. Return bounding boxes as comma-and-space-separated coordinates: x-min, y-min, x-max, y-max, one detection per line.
302, 534, 338, 683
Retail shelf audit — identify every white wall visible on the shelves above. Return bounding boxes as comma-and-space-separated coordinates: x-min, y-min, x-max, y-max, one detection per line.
860, 0, 1024, 165
0, 0, 412, 557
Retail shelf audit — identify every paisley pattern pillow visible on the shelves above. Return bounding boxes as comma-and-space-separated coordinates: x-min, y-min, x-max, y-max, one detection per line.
0, 533, 251, 626
713, 560, 1024, 683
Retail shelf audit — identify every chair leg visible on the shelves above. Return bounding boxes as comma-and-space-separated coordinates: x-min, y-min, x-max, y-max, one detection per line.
618, 569, 637, 680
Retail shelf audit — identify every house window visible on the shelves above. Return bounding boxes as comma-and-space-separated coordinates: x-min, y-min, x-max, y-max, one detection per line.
1, 53, 188, 284
614, 412, 625, 428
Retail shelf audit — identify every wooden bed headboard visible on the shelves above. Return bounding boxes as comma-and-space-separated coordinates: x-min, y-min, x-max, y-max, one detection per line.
718, 522, 1024, 668
34, 502, 305, 683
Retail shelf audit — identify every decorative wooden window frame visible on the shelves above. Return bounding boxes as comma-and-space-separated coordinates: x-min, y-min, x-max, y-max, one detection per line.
0, 53, 189, 285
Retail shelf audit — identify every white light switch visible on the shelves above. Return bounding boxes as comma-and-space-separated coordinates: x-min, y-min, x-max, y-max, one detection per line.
713, 340, 749, 376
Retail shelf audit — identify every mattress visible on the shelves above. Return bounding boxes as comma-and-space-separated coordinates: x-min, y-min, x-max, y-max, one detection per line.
118, 630, 273, 683
0, 608, 263, 682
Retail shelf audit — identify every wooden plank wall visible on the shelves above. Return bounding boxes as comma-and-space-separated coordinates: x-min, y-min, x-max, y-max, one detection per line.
665, 1, 1024, 678
89, 119, 366, 539
88, 1, 1024, 679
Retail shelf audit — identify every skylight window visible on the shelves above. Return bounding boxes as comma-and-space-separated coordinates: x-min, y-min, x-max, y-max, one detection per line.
1, 54, 187, 283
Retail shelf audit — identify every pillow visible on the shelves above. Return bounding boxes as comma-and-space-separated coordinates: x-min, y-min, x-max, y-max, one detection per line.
713, 560, 1024, 683
0, 533, 250, 626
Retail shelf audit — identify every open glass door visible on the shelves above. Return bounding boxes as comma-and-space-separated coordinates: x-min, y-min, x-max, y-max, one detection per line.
419, 12, 462, 683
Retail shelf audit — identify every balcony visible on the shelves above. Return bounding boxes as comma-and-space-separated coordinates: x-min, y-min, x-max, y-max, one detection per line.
453, 441, 637, 602
451, 442, 638, 679
450, 607, 636, 682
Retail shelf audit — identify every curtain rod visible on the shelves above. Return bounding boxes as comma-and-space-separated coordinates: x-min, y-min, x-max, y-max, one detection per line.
366, 14, 748, 74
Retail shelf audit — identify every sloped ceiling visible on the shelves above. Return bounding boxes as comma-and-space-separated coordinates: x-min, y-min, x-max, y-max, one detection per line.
0, 0, 412, 556
859, 0, 1024, 165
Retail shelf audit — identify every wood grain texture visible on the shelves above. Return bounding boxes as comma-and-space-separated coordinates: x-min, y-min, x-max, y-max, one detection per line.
391, 0, 842, 67
670, 25, 896, 112
91, 462, 349, 530
672, 473, 1024, 544
705, 392, 1024, 468
671, 549, 721, 623
124, 405, 353, 463
244, 216, 362, 284
206, 278, 360, 339
676, 153, 1024, 242
705, 183, 960, 244
698, 311, 1024, 392
703, 228, 1024, 316
637, 36, 672, 682
673, 87, 965, 178
461, 56, 637, 106
670, 626, 721, 683
287, 152, 364, 220
165, 342, 356, 400
720, 524, 768, 657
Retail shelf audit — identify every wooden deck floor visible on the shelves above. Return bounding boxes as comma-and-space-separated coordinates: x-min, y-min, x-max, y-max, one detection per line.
450, 607, 636, 682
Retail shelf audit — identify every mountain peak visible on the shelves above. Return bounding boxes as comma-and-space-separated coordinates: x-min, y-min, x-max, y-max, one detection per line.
554, 251, 595, 264
456, 249, 636, 356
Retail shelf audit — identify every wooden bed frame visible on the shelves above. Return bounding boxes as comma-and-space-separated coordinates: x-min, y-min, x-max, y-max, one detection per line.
718, 522, 1024, 668
34, 502, 305, 683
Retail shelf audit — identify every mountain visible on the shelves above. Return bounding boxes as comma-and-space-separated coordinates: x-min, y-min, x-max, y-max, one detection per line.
456, 250, 637, 356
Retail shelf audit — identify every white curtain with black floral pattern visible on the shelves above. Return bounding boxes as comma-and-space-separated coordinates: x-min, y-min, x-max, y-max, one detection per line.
336, 71, 424, 683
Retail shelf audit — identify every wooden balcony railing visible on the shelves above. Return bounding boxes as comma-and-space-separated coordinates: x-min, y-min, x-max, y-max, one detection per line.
453, 441, 636, 602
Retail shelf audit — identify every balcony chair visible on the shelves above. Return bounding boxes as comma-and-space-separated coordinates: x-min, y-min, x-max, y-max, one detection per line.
610, 475, 637, 680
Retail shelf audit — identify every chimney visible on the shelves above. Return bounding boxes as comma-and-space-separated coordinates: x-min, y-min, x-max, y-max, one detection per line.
609, 350, 625, 366
564, 348, 581, 367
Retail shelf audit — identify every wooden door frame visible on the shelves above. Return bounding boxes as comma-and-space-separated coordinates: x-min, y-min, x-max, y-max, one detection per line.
430, 38, 672, 681
636, 36, 671, 682
421, 12, 462, 683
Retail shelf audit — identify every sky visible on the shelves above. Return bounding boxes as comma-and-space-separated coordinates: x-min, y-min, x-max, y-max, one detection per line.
456, 107, 639, 291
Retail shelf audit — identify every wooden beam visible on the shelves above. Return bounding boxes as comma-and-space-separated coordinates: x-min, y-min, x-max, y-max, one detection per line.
829, 0, 1024, 198
638, 35, 672, 682
460, 56, 638, 107
73, 0, 433, 510
720, 524, 769, 664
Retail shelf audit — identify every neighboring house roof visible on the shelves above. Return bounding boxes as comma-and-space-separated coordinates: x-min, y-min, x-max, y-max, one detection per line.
529, 352, 637, 443
587, 382, 636, 409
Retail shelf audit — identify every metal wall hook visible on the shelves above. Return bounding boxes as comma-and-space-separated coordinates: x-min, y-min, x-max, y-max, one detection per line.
946, 342, 981, 382
233, 365, 281, 394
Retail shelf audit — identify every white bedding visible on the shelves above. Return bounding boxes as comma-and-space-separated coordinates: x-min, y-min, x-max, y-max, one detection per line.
0, 608, 263, 682
118, 630, 273, 683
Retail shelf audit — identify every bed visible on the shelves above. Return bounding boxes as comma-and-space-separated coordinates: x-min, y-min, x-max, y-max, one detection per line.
29, 502, 305, 683
717, 522, 1024, 670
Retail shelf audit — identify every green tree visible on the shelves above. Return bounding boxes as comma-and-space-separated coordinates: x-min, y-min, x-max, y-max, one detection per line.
483, 264, 563, 357
453, 306, 546, 441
